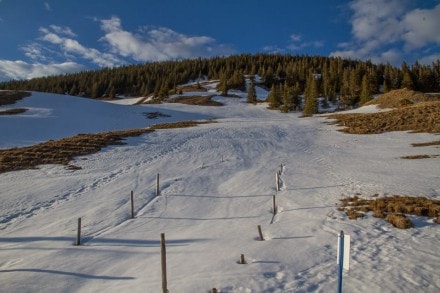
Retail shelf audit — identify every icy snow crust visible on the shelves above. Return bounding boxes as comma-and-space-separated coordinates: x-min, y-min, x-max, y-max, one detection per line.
0, 86, 439, 292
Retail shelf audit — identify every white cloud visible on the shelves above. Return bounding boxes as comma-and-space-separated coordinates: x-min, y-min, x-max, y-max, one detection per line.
402, 4, 440, 51
0, 60, 83, 81
331, 1, 440, 64
99, 16, 234, 62
0, 15, 235, 81
287, 40, 323, 51
418, 54, 440, 65
38, 25, 122, 67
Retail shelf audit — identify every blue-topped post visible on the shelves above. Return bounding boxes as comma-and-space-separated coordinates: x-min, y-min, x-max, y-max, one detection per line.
337, 230, 344, 293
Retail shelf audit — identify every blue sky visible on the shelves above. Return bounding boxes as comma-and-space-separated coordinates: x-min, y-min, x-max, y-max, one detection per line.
0, 0, 439, 81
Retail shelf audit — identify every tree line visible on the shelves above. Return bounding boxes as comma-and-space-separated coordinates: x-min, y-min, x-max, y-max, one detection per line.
1, 54, 438, 113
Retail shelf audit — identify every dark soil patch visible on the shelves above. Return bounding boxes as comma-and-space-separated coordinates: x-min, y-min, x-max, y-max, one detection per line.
0, 91, 31, 106
143, 111, 171, 119
0, 108, 28, 115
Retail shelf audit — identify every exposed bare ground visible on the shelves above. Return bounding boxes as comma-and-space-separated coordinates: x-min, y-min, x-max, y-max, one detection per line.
0, 108, 28, 115
327, 100, 440, 134
339, 195, 440, 228
148, 120, 216, 130
0, 91, 31, 106
177, 84, 208, 93
168, 95, 223, 106
411, 140, 440, 147
365, 88, 435, 109
0, 120, 215, 174
327, 89, 440, 135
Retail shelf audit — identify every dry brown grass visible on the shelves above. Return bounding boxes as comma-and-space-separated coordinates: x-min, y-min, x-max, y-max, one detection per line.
177, 84, 208, 93
0, 129, 152, 173
0, 108, 28, 115
365, 88, 434, 109
327, 89, 440, 134
327, 100, 440, 134
401, 154, 439, 159
149, 120, 216, 130
0, 91, 31, 106
0, 120, 215, 174
385, 213, 413, 229
168, 95, 223, 106
339, 195, 440, 228
411, 140, 440, 147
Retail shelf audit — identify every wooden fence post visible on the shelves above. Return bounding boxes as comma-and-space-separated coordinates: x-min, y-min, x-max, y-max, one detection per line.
161, 233, 168, 293
276, 172, 280, 192
131, 191, 135, 219
76, 217, 81, 246
211, 288, 218, 293
156, 173, 160, 196
257, 225, 264, 241
272, 195, 277, 215
240, 254, 246, 264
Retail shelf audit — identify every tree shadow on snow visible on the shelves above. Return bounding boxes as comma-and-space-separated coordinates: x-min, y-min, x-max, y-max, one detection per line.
0, 268, 134, 280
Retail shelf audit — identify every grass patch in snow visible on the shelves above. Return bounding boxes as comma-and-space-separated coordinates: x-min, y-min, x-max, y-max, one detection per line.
0, 91, 31, 106
411, 140, 440, 147
339, 195, 440, 228
149, 119, 216, 130
401, 140, 440, 159
0, 108, 28, 115
168, 95, 222, 106
365, 88, 436, 109
0, 129, 153, 173
177, 84, 208, 93
401, 154, 439, 159
0, 120, 214, 173
327, 100, 440, 134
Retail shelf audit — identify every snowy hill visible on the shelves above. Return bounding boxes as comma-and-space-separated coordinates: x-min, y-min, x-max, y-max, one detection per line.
0, 86, 439, 292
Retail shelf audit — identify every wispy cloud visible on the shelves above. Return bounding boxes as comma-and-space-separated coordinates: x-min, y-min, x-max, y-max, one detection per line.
44, 1, 52, 11
37, 25, 122, 67
99, 16, 235, 62
263, 33, 323, 54
331, 0, 440, 64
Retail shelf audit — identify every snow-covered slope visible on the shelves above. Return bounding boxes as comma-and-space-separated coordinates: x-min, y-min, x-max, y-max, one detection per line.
0, 89, 439, 292
0, 92, 213, 149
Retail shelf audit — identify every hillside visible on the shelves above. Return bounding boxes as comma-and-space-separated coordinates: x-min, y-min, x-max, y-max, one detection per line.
0, 85, 439, 292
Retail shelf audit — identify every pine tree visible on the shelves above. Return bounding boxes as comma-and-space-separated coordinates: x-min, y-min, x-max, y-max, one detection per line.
247, 75, 257, 104
267, 83, 280, 109
303, 75, 318, 116
359, 74, 371, 106
402, 71, 414, 90
217, 71, 229, 96
281, 82, 293, 113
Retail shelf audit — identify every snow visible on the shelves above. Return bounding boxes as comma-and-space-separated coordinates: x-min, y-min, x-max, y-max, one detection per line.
0, 90, 439, 293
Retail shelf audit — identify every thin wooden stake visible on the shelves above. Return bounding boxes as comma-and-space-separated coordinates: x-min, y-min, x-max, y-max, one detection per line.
212, 288, 218, 293
76, 217, 81, 246
156, 173, 160, 196
276, 172, 280, 192
161, 233, 167, 293
240, 254, 245, 264
272, 195, 277, 215
257, 225, 264, 241
130, 191, 134, 219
